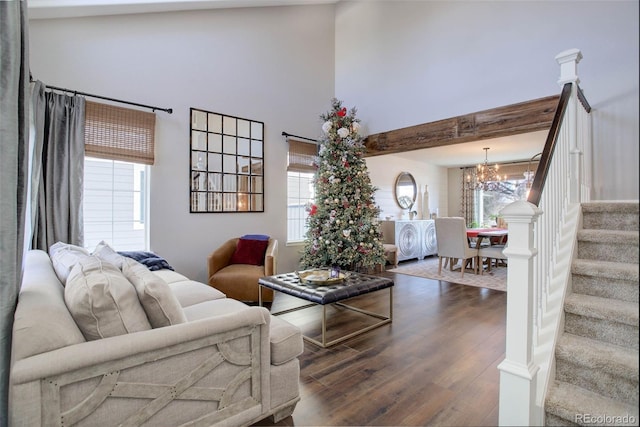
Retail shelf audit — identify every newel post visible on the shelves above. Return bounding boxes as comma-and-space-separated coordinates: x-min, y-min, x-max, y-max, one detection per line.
498, 200, 543, 426
556, 48, 583, 204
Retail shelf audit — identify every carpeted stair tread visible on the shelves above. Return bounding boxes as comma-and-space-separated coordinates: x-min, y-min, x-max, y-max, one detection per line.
546, 380, 639, 425
582, 201, 639, 214
557, 333, 639, 382
545, 202, 640, 425
581, 201, 639, 232
565, 294, 639, 327
577, 229, 639, 245
572, 259, 640, 282
572, 277, 639, 304
581, 200, 640, 214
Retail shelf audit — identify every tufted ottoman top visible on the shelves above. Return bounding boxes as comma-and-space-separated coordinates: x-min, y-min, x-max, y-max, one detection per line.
258, 272, 393, 305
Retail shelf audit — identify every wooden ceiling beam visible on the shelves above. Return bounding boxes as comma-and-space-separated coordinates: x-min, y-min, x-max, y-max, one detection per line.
363, 95, 560, 157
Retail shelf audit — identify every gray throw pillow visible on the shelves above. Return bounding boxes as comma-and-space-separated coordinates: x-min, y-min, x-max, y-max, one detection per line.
92, 240, 126, 269
65, 256, 151, 340
49, 242, 90, 285
121, 257, 187, 328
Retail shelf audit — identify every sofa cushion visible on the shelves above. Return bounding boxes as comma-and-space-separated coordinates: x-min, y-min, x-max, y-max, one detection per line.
122, 258, 187, 328
181, 298, 252, 321
230, 238, 269, 266
268, 316, 304, 365
65, 256, 152, 340
151, 269, 225, 307
12, 250, 86, 361
92, 240, 126, 268
168, 280, 226, 308
49, 242, 90, 285
152, 269, 190, 284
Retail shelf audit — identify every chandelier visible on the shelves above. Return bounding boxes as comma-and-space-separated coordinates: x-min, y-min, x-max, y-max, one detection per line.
466, 147, 506, 191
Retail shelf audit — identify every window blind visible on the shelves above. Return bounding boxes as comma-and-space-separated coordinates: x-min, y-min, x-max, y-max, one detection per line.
84, 101, 156, 165
287, 138, 318, 173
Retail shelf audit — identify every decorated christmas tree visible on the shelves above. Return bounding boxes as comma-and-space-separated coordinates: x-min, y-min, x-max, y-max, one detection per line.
300, 98, 386, 271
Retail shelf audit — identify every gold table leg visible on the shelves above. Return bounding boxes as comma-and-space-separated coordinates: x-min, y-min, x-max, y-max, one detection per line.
263, 286, 393, 348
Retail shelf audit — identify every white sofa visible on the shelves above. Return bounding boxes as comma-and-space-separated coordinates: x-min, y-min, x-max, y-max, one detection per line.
9, 249, 303, 426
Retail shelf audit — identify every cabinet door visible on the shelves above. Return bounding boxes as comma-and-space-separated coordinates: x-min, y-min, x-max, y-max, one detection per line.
397, 221, 421, 261
379, 221, 395, 244
422, 220, 437, 256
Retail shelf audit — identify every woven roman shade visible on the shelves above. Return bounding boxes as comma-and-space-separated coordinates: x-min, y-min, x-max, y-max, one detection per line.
84, 101, 156, 165
287, 138, 318, 173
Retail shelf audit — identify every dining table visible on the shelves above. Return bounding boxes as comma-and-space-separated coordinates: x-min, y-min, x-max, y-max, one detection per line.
466, 227, 508, 247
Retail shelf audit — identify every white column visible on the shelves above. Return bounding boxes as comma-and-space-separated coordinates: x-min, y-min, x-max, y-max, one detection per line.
498, 200, 543, 426
556, 48, 583, 204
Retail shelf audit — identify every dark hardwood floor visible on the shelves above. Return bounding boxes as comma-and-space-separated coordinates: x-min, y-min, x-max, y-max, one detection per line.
253, 265, 507, 427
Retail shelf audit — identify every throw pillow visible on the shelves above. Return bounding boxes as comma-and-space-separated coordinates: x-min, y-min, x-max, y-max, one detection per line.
93, 240, 126, 269
121, 257, 187, 328
241, 234, 270, 241
230, 238, 269, 266
49, 242, 91, 285
65, 256, 151, 341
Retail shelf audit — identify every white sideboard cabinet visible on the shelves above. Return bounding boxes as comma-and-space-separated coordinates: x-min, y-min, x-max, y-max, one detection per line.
380, 220, 437, 262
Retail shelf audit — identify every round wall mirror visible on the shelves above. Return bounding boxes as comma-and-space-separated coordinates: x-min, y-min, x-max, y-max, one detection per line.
394, 172, 417, 209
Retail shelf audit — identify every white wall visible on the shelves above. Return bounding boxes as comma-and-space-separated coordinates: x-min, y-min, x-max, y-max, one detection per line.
28, 1, 639, 279
29, 5, 335, 281
365, 153, 448, 221
335, 1, 639, 201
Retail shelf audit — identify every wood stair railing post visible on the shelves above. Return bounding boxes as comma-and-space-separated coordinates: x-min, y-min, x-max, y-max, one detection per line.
556, 49, 584, 204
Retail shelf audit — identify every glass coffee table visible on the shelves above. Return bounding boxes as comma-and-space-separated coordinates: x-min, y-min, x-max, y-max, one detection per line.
258, 271, 393, 348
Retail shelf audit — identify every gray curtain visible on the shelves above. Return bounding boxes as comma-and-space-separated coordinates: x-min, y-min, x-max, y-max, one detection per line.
461, 167, 476, 226
31, 82, 86, 250
0, 2, 29, 425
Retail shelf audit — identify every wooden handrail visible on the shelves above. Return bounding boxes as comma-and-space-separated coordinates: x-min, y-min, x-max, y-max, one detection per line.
527, 83, 573, 206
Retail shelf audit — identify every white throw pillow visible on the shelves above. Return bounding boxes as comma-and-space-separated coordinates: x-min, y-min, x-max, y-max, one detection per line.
92, 240, 126, 269
49, 242, 90, 285
65, 256, 151, 340
121, 258, 187, 328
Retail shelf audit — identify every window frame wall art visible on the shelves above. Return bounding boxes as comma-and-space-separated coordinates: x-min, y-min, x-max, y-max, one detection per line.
190, 108, 264, 213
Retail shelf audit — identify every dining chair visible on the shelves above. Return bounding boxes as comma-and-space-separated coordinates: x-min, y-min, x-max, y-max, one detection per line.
435, 217, 478, 278
478, 245, 507, 274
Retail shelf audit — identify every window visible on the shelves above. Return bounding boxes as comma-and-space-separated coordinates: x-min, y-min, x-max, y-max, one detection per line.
83, 101, 156, 250
287, 171, 315, 242
83, 158, 149, 251
471, 161, 536, 227
286, 139, 318, 243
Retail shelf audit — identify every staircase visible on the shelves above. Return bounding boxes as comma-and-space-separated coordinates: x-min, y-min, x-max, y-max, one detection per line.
545, 201, 639, 426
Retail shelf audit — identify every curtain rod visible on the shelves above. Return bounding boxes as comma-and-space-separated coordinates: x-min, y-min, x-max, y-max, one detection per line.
33, 78, 173, 114
282, 131, 318, 143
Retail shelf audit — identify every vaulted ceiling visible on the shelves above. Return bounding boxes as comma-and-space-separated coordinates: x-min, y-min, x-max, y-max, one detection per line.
28, 0, 547, 167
